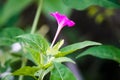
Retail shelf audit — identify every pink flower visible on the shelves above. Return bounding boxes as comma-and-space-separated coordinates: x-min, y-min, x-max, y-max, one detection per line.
50, 12, 75, 48
50, 12, 75, 28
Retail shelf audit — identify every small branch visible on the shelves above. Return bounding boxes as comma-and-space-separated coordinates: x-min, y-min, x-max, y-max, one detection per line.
18, 58, 27, 80
31, 0, 43, 34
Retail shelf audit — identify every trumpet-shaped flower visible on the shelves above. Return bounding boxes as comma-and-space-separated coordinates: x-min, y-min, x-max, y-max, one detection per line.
50, 12, 75, 27
50, 12, 75, 48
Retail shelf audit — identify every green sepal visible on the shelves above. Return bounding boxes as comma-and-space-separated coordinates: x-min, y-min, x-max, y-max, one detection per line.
47, 40, 64, 55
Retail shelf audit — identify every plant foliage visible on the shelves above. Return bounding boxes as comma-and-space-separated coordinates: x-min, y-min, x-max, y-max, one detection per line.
63, 0, 120, 10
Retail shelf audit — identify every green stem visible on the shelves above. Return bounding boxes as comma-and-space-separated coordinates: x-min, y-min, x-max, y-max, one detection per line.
31, 0, 43, 34
18, 58, 27, 80
38, 71, 44, 80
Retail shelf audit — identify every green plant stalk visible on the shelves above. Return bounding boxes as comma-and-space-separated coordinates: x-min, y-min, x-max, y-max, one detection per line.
18, 58, 27, 80
38, 71, 44, 80
31, 0, 43, 34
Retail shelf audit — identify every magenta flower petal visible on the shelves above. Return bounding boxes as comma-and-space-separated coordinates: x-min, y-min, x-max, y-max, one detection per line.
66, 20, 75, 27
50, 12, 75, 48
50, 12, 75, 27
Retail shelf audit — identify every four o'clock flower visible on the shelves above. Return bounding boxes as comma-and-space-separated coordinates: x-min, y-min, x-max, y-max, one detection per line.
50, 12, 75, 48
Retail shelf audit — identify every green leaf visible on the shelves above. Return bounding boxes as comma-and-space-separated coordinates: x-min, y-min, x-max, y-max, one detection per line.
63, 0, 120, 10
0, 38, 14, 46
17, 34, 49, 53
50, 62, 76, 80
34, 66, 53, 80
12, 66, 39, 77
2, 27, 24, 38
59, 41, 101, 56
25, 47, 41, 66
54, 57, 75, 64
0, 27, 24, 46
25, 47, 48, 67
0, 0, 33, 26
43, 0, 71, 17
77, 45, 120, 63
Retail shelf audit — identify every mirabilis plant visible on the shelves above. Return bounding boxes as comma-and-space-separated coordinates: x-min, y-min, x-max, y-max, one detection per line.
12, 12, 101, 80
